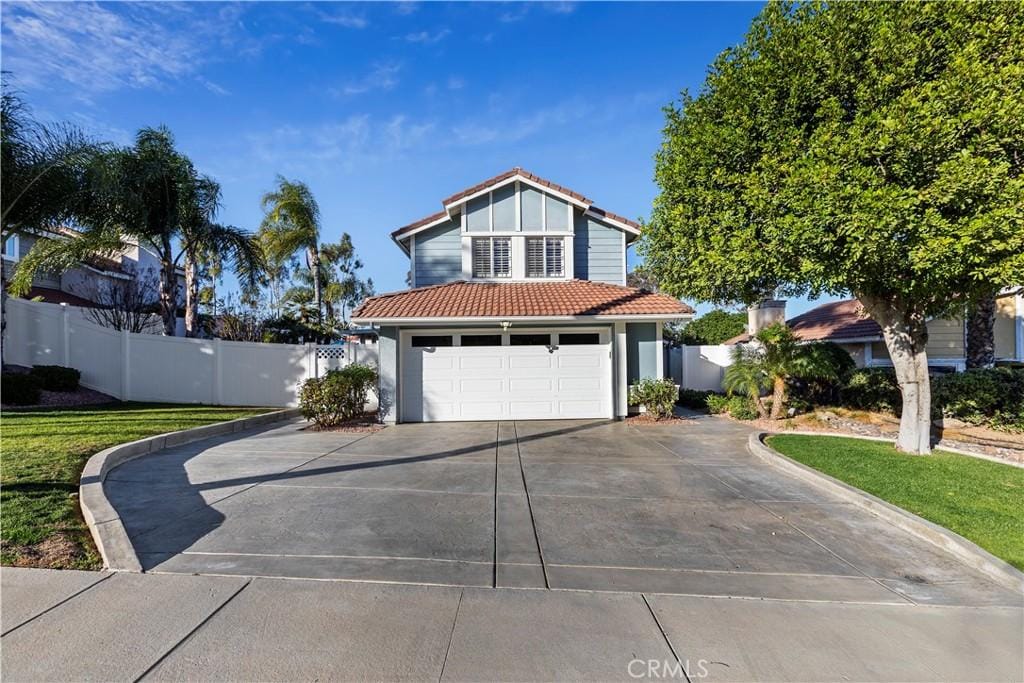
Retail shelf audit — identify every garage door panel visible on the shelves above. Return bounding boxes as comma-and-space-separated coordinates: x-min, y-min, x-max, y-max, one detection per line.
460, 378, 504, 393
459, 355, 504, 370
510, 378, 553, 392
509, 356, 553, 369
510, 401, 554, 419
558, 377, 601, 392
460, 401, 506, 419
402, 334, 611, 422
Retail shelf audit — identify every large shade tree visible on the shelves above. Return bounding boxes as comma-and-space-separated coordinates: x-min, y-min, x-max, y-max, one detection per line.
641, 2, 1024, 453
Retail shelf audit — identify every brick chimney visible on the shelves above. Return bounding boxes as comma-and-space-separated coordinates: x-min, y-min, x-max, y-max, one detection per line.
747, 300, 787, 336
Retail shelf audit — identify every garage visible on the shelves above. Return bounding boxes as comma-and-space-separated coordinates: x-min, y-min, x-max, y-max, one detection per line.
400, 329, 612, 422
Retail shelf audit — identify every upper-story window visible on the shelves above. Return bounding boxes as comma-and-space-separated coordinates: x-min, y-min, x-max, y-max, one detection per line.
472, 237, 511, 278
526, 237, 564, 278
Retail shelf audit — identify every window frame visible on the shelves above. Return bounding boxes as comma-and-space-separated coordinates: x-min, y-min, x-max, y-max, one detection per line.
525, 236, 564, 279
471, 236, 511, 279
2, 234, 20, 261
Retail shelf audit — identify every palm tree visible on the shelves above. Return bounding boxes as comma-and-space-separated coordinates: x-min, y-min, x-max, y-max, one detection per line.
723, 344, 771, 419
724, 323, 841, 419
11, 127, 262, 336
1, 78, 104, 362
259, 177, 323, 321
179, 175, 263, 337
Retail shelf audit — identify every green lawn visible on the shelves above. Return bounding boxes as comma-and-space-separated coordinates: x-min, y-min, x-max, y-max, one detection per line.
767, 434, 1024, 571
1, 403, 271, 569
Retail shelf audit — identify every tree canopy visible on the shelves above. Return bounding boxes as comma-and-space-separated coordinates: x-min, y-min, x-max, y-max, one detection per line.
641, 1, 1024, 453
677, 309, 747, 345
642, 1, 1023, 313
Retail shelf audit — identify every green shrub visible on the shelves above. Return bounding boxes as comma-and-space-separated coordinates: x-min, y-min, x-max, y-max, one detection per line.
677, 388, 714, 411
933, 367, 1024, 432
705, 394, 730, 414
842, 368, 901, 413
789, 341, 856, 407
726, 395, 758, 420
29, 365, 81, 392
299, 364, 378, 428
629, 378, 678, 419
2, 373, 42, 405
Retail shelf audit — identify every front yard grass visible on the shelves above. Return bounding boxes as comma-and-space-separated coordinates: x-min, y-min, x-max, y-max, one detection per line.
1, 402, 271, 569
767, 434, 1024, 571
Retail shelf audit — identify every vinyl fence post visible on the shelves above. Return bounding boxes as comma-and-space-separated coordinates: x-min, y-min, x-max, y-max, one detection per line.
214, 337, 223, 405
306, 342, 318, 380
121, 328, 130, 401
60, 303, 70, 367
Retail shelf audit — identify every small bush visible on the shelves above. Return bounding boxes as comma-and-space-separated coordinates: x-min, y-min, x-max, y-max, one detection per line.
789, 341, 857, 407
705, 394, 729, 414
933, 367, 1024, 432
842, 368, 901, 413
30, 365, 80, 392
2, 372, 42, 405
677, 388, 714, 411
299, 364, 378, 428
629, 378, 677, 419
726, 395, 758, 420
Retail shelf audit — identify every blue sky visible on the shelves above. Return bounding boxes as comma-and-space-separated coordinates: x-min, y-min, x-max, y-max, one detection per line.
1, 1, 841, 317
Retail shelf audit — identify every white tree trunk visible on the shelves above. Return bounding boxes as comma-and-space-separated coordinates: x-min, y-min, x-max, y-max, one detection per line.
859, 295, 932, 454
184, 257, 199, 338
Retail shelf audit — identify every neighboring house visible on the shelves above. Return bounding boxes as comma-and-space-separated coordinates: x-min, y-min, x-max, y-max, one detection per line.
2, 228, 185, 310
726, 293, 1024, 371
353, 168, 693, 423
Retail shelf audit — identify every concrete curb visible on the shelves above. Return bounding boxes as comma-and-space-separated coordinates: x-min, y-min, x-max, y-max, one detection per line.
748, 432, 1024, 594
79, 408, 303, 572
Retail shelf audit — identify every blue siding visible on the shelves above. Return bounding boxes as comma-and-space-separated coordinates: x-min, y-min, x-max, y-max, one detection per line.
626, 322, 658, 384
466, 195, 489, 232
573, 213, 624, 285
413, 219, 461, 286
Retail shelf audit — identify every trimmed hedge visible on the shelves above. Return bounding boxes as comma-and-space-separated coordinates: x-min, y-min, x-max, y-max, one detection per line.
2, 373, 42, 405
30, 365, 81, 392
933, 367, 1024, 432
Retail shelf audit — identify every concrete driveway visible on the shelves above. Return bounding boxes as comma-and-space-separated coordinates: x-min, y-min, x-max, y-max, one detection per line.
106, 416, 1019, 606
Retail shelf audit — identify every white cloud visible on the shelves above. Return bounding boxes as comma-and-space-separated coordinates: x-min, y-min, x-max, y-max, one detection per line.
0, 2, 257, 96
499, 2, 576, 23
394, 2, 419, 16
197, 76, 231, 97
402, 28, 451, 44
243, 114, 435, 175
318, 10, 368, 29
447, 76, 465, 91
334, 63, 402, 96
451, 98, 593, 146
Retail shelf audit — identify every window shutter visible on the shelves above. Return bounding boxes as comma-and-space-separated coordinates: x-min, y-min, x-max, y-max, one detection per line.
526, 238, 545, 277
493, 238, 511, 277
472, 238, 491, 277
545, 238, 563, 277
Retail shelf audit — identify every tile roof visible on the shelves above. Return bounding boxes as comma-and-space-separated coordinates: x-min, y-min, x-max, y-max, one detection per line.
442, 167, 592, 206
726, 299, 881, 344
353, 280, 693, 321
391, 168, 641, 240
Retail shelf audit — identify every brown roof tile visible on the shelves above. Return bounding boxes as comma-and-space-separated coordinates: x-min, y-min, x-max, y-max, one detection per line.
726, 299, 881, 344
442, 167, 592, 206
353, 280, 693, 320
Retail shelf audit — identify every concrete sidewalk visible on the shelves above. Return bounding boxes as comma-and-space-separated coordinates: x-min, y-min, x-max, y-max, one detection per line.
2, 568, 1021, 682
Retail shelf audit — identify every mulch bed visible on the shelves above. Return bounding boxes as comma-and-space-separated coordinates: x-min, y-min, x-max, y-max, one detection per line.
1, 386, 117, 411
626, 413, 690, 425
302, 412, 386, 433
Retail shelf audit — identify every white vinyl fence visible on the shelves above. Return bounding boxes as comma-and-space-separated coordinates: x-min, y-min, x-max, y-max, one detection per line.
665, 344, 735, 392
3, 297, 378, 407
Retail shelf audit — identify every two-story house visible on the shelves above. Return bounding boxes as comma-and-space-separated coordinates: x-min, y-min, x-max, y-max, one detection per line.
352, 168, 693, 423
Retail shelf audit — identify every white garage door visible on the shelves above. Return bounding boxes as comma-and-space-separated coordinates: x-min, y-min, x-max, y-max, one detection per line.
400, 329, 612, 422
